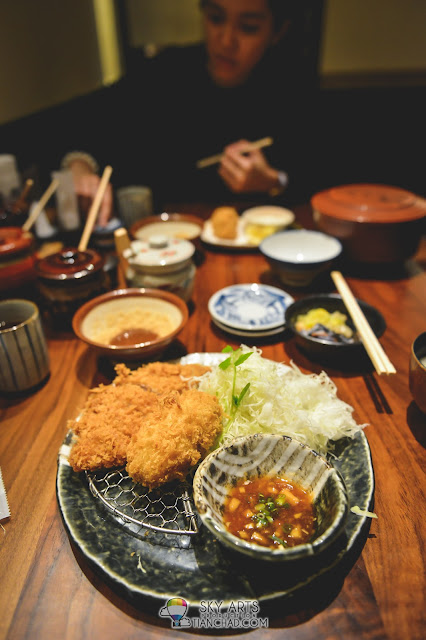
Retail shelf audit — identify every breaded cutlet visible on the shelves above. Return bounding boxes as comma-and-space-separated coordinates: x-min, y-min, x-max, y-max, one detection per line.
112, 362, 211, 395
68, 384, 159, 472
126, 389, 223, 488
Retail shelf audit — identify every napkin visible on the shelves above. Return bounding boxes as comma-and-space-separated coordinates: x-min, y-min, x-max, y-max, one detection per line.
0, 467, 10, 520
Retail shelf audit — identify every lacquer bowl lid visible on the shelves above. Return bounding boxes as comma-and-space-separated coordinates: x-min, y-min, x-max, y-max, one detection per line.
311, 184, 426, 224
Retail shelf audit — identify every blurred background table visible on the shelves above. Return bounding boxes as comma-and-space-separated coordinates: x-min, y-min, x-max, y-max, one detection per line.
0, 202, 425, 640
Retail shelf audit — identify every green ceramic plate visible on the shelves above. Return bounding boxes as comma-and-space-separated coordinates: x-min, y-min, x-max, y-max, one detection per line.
56, 353, 374, 608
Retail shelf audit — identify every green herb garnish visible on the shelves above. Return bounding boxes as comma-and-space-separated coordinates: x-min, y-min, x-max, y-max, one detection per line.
271, 534, 288, 548
220, 346, 253, 427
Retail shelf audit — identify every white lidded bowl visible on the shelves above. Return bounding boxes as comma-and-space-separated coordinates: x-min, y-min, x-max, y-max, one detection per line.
260, 229, 342, 287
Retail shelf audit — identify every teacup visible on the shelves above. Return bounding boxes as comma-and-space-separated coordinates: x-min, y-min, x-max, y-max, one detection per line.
409, 331, 426, 413
0, 299, 50, 393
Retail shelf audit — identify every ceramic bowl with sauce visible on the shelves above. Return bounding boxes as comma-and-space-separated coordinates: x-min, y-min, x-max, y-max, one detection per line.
193, 433, 348, 561
72, 287, 188, 361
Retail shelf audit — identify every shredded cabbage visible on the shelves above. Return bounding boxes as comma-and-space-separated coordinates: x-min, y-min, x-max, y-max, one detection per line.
198, 345, 366, 455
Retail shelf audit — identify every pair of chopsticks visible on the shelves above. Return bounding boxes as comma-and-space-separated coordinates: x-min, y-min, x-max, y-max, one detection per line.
22, 165, 113, 252
331, 271, 396, 375
196, 136, 273, 169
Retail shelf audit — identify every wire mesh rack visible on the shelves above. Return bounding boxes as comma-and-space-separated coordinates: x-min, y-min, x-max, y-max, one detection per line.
86, 467, 199, 535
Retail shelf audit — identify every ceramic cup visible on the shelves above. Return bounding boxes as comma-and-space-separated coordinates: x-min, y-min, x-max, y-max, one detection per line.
409, 331, 426, 413
0, 299, 50, 393
116, 186, 153, 229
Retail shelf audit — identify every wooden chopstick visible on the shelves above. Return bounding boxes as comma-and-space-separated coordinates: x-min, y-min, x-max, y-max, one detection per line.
78, 165, 113, 252
196, 136, 273, 169
22, 178, 59, 232
331, 271, 396, 375
114, 227, 131, 289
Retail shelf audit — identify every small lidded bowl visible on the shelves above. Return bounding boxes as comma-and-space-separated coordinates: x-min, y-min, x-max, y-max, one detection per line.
409, 331, 426, 413
124, 234, 196, 302
72, 287, 188, 361
35, 247, 108, 327
193, 433, 348, 561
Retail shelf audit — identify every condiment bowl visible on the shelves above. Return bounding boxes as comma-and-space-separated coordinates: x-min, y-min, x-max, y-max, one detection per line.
130, 212, 204, 242
285, 293, 386, 363
259, 229, 342, 287
193, 433, 348, 561
409, 331, 426, 413
72, 287, 188, 361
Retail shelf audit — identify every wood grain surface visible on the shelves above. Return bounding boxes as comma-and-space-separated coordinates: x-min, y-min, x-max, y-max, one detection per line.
0, 203, 424, 640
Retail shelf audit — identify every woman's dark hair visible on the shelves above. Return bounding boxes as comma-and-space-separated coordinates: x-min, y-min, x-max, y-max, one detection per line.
267, 1, 297, 31
199, 0, 297, 31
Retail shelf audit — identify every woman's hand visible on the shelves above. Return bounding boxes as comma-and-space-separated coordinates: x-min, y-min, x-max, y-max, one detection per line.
68, 158, 113, 226
74, 173, 113, 227
218, 139, 281, 194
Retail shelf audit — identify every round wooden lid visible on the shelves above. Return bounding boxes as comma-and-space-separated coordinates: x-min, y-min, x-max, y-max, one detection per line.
311, 184, 426, 223
35, 247, 104, 281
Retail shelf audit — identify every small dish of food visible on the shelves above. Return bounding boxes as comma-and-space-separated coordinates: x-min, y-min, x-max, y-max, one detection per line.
130, 213, 204, 242
201, 206, 251, 248
285, 293, 386, 363
72, 287, 188, 361
193, 433, 348, 561
241, 205, 295, 244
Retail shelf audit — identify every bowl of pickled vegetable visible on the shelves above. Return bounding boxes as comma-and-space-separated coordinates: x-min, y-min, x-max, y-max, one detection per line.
193, 433, 348, 561
285, 293, 386, 364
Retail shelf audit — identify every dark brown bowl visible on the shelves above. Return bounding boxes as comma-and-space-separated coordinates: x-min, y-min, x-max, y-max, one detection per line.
130, 213, 204, 242
72, 287, 188, 361
285, 293, 386, 364
312, 184, 426, 264
409, 332, 426, 413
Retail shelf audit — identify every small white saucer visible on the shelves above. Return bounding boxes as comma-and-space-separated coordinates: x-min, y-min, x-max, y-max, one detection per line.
211, 316, 285, 338
208, 283, 294, 332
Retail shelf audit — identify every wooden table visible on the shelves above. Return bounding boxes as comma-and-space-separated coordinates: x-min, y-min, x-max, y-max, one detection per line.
1, 203, 425, 640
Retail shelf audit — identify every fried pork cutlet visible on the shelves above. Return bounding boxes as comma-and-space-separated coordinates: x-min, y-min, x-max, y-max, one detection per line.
113, 362, 211, 395
126, 389, 223, 488
68, 384, 159, 472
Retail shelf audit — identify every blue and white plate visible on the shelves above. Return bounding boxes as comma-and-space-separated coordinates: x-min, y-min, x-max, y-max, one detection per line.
208, 283, 294, 332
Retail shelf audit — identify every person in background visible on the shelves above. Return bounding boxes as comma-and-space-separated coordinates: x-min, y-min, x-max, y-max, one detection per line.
65, 0, 315, 224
